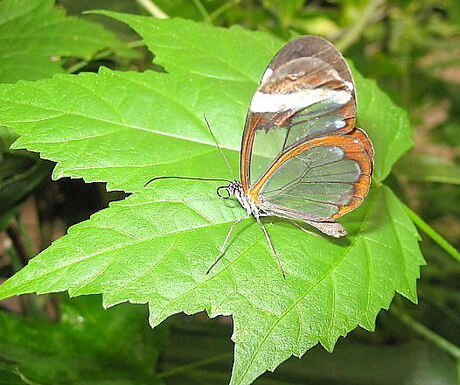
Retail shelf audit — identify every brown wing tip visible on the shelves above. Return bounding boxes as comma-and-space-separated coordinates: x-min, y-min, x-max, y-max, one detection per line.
306, 220, 348, 238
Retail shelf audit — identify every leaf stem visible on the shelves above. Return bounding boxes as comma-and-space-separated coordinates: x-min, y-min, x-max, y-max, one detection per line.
192, 0, 212, 23
126, 40, 147, 49
157, 352, 232, 379
209, 0, 242, 22
404, 204, 460, 263
66, 40, 144, 74
14, 368, 42, 385
66, 50, 110, 74
16, 216, 36, 257
391, 306, 460, 359
421, 294, 460, 328
335, 0, 385, 52
6, 220, 30, 267
135, 0, 169, 18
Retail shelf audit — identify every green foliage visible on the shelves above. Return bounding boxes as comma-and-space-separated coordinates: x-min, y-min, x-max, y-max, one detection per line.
0, 183, 424, 385
0, 14, 426, 385
2, 299, 456, 385
0, 296, 165, 384
0, 149, 52, 217
395, 152, 460, 185
0, 0, 134, 219
164, 323, 457, 385
0, 15, 413, 191
0, 0, 131, 83
349, 62, 413, 182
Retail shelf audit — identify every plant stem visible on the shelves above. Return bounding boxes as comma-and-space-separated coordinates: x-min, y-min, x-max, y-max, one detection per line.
6, 221, 29, 267
192, 0, 211, 23
66, 40, 144, 74
209, 0, 241, 22
392, 306, 460, 359
423, 295, 460, 328
66, 49, 110, 74
158, 352, 232, 379
335, 0, 384, 52
136, 0, 169, 18
404, 204, 460, 263
16, 216, 36, 256
126, 40, 147, 49
14, 368, 42, 385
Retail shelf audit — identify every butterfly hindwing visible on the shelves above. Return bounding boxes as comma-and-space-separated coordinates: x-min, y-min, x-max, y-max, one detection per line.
248, 129, 372, 226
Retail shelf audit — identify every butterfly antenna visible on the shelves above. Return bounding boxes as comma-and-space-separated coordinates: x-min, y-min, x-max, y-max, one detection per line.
203, 114, 235, 180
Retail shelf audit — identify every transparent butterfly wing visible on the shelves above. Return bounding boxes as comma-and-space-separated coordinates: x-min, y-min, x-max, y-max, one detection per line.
251, 129, 373, 222
240, 36, 357, 191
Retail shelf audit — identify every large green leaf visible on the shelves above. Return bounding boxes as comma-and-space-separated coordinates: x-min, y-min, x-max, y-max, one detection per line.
0, 183, 424, 385
0, 15, 425, 385
0, 68, 244, 193
0, 13, 412, 189
0, 0, 132, 83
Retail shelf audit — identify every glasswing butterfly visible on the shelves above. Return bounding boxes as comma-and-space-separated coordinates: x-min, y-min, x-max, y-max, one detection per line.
147, 36, 374, 277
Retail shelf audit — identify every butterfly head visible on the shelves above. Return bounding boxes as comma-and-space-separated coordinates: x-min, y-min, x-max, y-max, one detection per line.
217, 181, 257, 218
216, 180, 242, 200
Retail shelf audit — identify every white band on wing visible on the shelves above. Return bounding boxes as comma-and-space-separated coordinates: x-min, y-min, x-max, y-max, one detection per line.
260, 68, 274, 84
249, 88, 351, 113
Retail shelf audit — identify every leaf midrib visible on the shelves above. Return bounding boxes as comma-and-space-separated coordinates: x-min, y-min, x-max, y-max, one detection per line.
150, 226, 265, 326
235, 188, 378, 384
2, 98, 240, 153
0, 201, 245, 299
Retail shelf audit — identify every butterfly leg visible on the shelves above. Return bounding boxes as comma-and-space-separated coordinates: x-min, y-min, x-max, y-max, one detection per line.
206, 216, 246, 274
255, 217, 286, 279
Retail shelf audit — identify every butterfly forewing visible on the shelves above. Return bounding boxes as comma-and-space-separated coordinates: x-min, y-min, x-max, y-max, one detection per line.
240, 36, 357, 191
249, 129, 372, 222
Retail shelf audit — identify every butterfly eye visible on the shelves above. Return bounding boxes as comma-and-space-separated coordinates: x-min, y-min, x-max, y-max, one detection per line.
216, 185, 231, 199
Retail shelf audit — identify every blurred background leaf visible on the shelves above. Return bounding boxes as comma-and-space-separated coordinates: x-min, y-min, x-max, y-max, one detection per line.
0, 295, 167, 385
1, 299, 457, 385
0, 0, 134, 83
395, 152, 460, 185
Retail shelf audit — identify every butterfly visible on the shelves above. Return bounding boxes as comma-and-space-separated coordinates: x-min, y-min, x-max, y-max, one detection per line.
147, 36, 374, 277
